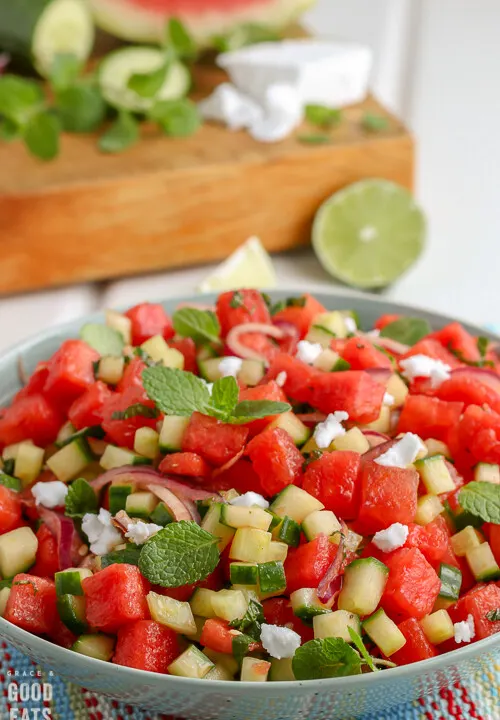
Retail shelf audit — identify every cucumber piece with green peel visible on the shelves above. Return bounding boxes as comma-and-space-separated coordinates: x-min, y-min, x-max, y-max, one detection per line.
363, 608, 406, 657
55, 568, 92, 596
257, 561, 286, 594
437, 562, 462, 603
338, 557, 389, 617
57, 594, 87, 634
302, 510, 341, 541
201, 502, 235, 552
159, 416, 190, 453
420, 609, 454, 645
47, 437, 92, 482
269, 658, 295, 681
473, 462, 500, 484
290, 588, 332, 623
147, 591, 197, 634
98, 47, 190, 113
270, 485, 324, 524
229, 562, 258, 586
0, 0, 94, 77
71, 633, 115, 661
211, 589, 248, 622
150, 501, 174, 527
0, 526, 38, 578
168, 644, 214, 679
271, 515, 301, 547
125, 491, 158, 519
305, 325, 336, 348
465, 542, 500, 581
220, 505, 272, 532
100, 444, 151, 470
415, 455, 455, 495
268, 412, 310, 446
313, 609, 361, 642
267, 541, 288, 563
108, 484, 133, 515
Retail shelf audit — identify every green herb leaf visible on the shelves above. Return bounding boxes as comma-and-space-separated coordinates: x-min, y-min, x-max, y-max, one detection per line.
111, 403, 159, 420
297, 133, 332, 145
138, 520, 219, 587
128, 63, 169, 98
100, 543, 142, 569
447, 342, 494, 369
302, 449, 324, 471
65, 478, 98, 519
165, 18, 197, 59
361, 113, 389, 132
486, 608, 500, 622
305, 105, 342, 128
1, 459, 14, 476
0, 75, 44, 125
151, 98, 201, 137
212, 23, 279, 53
379, 317, 431, 346
172, 308, 221, 345
49, 53, 82, 91
98, 112, 139, 154
458, 481, 500, 524
56, 425, 105, 449
270, 296, 306, 315
23, 111, 60, 161
0, 118, 19, 142
232, 633, 256, 665
229, 598, 265, 641
80, 323, 125, 356
347, 627, 378, 673
292, 637, 362, 680
210, 376, 239, 419
0, 473, 21, 492
231, 400, 291, 423
56, 83, 106, 133
229, 291, 245, 309
143, 366, 211, 417
477, 336, 489, 359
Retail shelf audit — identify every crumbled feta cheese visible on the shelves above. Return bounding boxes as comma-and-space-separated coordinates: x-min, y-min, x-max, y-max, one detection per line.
260, 623, 301, 659
82, 508, 122, 556
219, 356, 243, 378
313, 411, 349, 449
124, 521, 162, 545
229, 492, 269, 509
296, 340, 323, 365
31, 481, 68, 509
198, 82, 263, 131
383, 392, 395, 407
374, 433, 426, 469
454, 614, 476, 644
249, 84, 303, 143
399, 355, 451, 389
372, 523, 409, 553
275, 371, 287, 387
344, 316, 357, 333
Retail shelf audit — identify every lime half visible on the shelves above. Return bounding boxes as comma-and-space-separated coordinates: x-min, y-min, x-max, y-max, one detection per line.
312, 179, 426, 289
198, 236, 277, 293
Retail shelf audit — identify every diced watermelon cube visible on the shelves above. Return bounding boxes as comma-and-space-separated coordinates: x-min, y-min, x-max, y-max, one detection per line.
404, 516, 450, 566
205, 458, 264, 495
356, 462, 419, 533
448, 583, 500, 640
0, 393, 62, 449
261, 597, 314, 643
308, 371, 385, 424
272, 294, 326, 339
430, 322, 480, 363
182, 412, 248, 467
30, 524, 60, 578
246, 427, 303, 496
101, 385, 158, 450
4, 574, 57, 635
216, 290, 271, 337
340, 337, 393, 371
124, 303, 174, 345
167, 337, 197, 374
284, 535, 338, 595
397, 395, 463, 443
82, 564, 150, 633
302, 450, 362, 520
433, 370, 500, 415
43, 340, 99, 410
68, 380, 113, 430
238, 381, 287, 435
113, 620, 180, 673
382, 547, 441, 619
159, 452, 212, 478
265, 353, 319, 405
390, 618, 438, 665
0, 485, 22, 535
400, 338, 462, 368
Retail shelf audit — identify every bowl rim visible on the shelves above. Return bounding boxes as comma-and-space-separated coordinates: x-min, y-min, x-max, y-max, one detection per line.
0, 286, 499, 692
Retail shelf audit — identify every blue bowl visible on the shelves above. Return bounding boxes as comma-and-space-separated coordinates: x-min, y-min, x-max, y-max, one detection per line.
0, 289, 499, 720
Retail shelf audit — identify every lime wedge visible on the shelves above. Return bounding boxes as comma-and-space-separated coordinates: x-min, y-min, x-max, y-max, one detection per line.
312, 179, 426, 289
198, 236, 277, 293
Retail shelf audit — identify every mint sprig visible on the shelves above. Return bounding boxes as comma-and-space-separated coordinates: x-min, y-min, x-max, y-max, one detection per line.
172, 308, 221, 345
99, 112, 139, 154
379, 317, 431, 346
458, 482, 500, 524
165, 18, 198, 59
347, 627, 378, 673
127, 62, 170, 98
65, 478, 98, 519
151, 98, 201, 138
111, 403, 159, 421
139, 520, 219, 587
80, 323, 125, 356
292, 637, 362, 680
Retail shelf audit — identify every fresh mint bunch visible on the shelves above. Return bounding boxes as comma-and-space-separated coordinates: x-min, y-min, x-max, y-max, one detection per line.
292, 637, 362, 680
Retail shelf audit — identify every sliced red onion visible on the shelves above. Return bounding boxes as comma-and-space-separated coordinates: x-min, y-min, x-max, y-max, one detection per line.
295, 412, 327, 424
112, 510, 134, 532
147, 484, 196, 522
226, 323, 289, 363
362, 430, 391, 448
38, 508, 81, 570
450, 367, 500, 393
211, 448, 245, 478
272, 321, 300, 353
317, 534, 345, 603
365, 368, 392, 385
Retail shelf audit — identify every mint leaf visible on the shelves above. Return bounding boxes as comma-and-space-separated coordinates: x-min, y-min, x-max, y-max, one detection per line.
0, 473, 21, 492
1, 459, 14, 476
292, 637, 362, 680
229, 291, 245, 309
0, 75, 44, 125
210, 377, 239, 418
347, 627, 378, 673
0, 118, 19, 142
305, 105, 342, 128
139, 520, 219, 587
379, 317, 431, 346
152, 98, 201, 137
232, 633, 256, 665
297, 133, 332, 145
23, 111, 60, 161
143, 366, 211, 417
458, 482, 500, 524
229, 598, 264, 641
101, 543, 141, 569
128, 63, 169, 98
172, 308, 221, 345
49, 53, 82, 91
361, 113, 389, 132
165, 18, 197, 59
111, 403, 159, 420
477, 336, 489, 360
99, 112, 138, 154
56, 83, 106, 133
80, 323, 124, 356
65, 478, 98, 519
231, 400, 291, 423
486, 608, 500, 622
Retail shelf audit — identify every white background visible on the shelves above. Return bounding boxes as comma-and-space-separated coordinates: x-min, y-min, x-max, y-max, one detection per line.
1, 0, 498, 351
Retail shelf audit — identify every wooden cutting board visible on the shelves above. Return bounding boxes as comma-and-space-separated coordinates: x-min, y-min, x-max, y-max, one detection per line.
0, 63, 413, 296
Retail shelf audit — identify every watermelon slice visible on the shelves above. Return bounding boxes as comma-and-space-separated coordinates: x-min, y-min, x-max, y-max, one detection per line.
88, 0, 315, 45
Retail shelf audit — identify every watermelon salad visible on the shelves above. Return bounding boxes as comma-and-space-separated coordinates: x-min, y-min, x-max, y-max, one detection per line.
0, 290, 499, 683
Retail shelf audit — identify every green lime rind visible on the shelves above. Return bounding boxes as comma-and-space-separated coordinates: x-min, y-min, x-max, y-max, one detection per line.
312, 179, 426, 289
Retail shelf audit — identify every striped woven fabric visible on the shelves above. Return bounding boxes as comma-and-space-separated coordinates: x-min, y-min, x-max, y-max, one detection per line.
0, 642, 498, 720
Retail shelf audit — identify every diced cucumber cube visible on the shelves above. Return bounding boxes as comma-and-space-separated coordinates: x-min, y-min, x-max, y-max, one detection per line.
201, 503, 235, 552
314, 349, 345, 373
150, 501, 174, 527
240, 657, 271, 682
190, 588, 217, 618
97, 355, 125, 385
437, 562, 462, 602
203, 648, 239, 677
312, 311, 350, 338
229, 528, 271, 563
2, 440, 33, 461
125, 491, 158, 518
230, 562, 258, 586
134, 427, 159, 460
305, 326, 336, 348
14, 443, 44, 486
257, 561, 286, 594
267, 541, 288, 563
0, 526, 38, 578
290, 588, 332, 622
0, 473, 21, 492
415, 455, 455, 494
338, 557, 389, 617
221, 505, 272, 532
211, 589, 248, 622
147, 591, 197, 634
203, 664, 234, 681
71, 634, 115, 661
465, 541, 500, 581
344, 529, 364, 554
363, 608, 406, 657
268, 412, 310, 446
271, 515, 301, 548
386, 373, 409, 408
0, 587, 11, 617
474, 462, 500, 484
269, 657, 295, 681
159, 415, 190, 453
420, 609, 454, 644
198, 357, 223, 382
270, 486, 324, 524
168, 645, 214, 679
100, 445, 151, 470
415, 494, 445, 525
333, 427, 370, 454
108, 484, 133, 515
184, 615, 206, 642
55, 568, 92, 596
105, 309, 132, 345
360, 405, 391, 434
141, 335, 184, 368
47, 437, 92, 482
450, 526, 483, 557
56, 422, 76, 446
302, 510, 341, 541
424, 438, 451, 459
238, 360, 265, 387
313, 610, 361, 642
57, 594, 88, 634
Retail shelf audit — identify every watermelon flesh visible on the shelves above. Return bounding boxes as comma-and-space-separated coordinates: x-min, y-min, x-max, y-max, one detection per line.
88, 0, 315, 45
